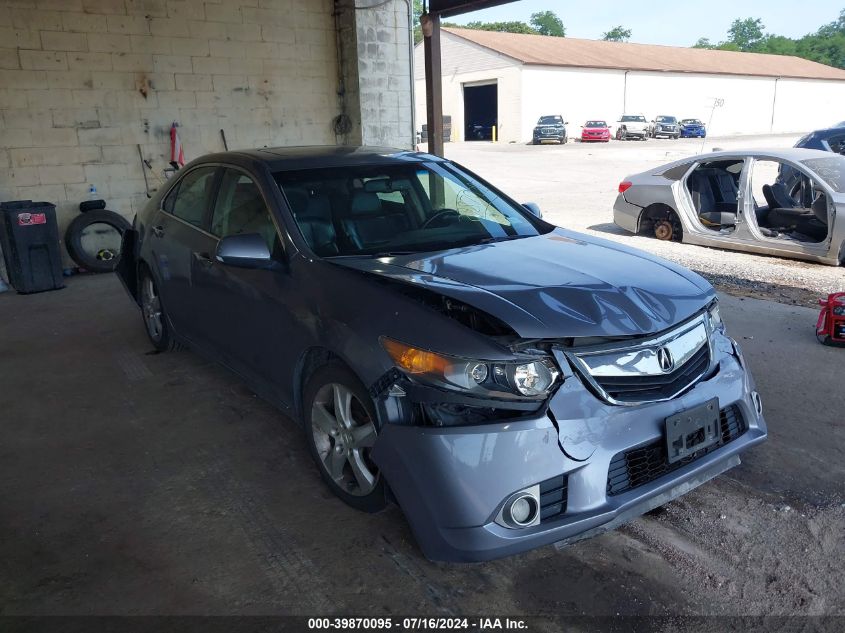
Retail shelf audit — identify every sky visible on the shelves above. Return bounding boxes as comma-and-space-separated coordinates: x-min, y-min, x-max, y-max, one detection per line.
447, 0, 843, 47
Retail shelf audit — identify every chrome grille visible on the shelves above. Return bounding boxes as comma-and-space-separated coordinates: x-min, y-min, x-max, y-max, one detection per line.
565, 315, 712, 405
597, 344, 710, 403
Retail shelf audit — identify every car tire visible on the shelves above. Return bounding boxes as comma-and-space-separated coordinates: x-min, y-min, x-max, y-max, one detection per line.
303, 362, 387, 513
139, 267, 178, 352
533, 139, 539, 145
65, 209, 131, 273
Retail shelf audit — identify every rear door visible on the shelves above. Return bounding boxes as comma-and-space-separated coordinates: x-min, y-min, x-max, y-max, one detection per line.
148, 165, 220, 343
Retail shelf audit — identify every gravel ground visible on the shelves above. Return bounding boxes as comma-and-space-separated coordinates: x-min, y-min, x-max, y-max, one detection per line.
435, 134, 844, 306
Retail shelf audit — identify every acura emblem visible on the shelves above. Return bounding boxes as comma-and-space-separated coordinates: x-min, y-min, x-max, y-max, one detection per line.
657, 347, 675, 372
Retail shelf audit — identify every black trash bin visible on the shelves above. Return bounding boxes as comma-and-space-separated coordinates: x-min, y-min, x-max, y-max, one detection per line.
0, 200, 65, 294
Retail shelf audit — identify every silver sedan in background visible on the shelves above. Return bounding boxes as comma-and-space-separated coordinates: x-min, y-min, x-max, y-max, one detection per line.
614, 148, 845, 266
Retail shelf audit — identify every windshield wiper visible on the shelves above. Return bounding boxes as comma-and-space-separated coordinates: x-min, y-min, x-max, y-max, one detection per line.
478, 235, 529, 244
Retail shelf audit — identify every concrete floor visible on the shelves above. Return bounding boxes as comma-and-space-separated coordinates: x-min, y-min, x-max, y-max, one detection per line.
1, 273, 843, 619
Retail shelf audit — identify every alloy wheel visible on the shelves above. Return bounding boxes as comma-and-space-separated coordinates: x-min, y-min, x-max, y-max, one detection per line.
311, 383, 379, 496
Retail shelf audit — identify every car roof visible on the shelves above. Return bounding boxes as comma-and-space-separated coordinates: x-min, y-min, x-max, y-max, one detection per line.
698, 147, 834, 161
191, 145, 444, 172
805, 126, 845, 139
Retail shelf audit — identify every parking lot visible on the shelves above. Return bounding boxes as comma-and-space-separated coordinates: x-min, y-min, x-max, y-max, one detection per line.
2, 135, 843, 623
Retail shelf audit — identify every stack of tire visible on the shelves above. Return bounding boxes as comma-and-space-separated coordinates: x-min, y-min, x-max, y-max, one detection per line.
64, 200, 130, 273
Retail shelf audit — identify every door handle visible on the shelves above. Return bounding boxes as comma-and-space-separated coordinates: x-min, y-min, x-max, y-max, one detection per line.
152, 225, 165, 238
192, 251, 214, 267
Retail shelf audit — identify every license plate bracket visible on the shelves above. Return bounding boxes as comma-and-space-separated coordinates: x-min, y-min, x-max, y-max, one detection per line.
665, 398, 721, 464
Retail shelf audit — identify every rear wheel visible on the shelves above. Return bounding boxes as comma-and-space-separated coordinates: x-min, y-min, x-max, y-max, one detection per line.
304, 362, 387, 513
139, 269, 177, 351
654, 220, 674, 240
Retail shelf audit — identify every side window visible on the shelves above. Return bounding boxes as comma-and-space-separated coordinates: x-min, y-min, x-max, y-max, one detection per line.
211, 169, 277, 251
170, 167, 217, 227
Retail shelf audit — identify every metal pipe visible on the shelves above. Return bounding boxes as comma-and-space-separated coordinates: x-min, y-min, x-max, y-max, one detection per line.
623, 70, 629, 113
770, 77, 780, 133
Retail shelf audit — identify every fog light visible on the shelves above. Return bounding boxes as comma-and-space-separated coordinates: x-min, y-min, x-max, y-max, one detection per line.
751, 391, 763, 417
501, 492, 539, 528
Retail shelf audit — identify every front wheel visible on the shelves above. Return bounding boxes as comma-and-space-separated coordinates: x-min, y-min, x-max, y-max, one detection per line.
304, 362, 387, 513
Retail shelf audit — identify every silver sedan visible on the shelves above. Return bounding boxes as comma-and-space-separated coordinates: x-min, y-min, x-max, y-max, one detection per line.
614, 148, 845, 266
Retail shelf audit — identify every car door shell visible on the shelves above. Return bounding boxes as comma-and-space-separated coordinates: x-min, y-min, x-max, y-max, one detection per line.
675, 154, 839, 263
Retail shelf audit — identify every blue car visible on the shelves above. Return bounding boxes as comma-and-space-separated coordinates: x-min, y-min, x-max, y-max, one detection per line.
680, 118, 706, 138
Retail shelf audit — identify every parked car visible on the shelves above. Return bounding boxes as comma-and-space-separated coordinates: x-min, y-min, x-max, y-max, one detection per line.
468, 120, 495, 140
532, 115, 568, 144
680, 118, 707, 138
580, 120, 611, 142
649, 115, 680, 139
117, 145, 767, 562
615, 114, 649, 141
614, 148, 845, 266
780, 125, 845, 199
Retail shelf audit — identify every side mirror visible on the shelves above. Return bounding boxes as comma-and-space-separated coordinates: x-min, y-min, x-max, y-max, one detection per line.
564, 121, 569, 125
522, 202, 542, 219
216, 233, 273, 269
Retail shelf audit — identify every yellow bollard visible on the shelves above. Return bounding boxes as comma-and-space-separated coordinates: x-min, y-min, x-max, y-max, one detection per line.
492, 125, 497, 143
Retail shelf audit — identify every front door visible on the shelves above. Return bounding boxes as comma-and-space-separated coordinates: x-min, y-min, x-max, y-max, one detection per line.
191, 167, 297, 401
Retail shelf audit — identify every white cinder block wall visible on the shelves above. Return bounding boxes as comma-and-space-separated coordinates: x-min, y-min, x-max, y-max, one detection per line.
0, 0, 413, 266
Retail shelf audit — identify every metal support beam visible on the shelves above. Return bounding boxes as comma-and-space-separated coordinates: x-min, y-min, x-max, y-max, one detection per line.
422, 12, 444, 158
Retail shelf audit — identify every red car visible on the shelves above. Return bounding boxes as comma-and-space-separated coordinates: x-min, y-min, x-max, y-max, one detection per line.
581, 120, 611, 142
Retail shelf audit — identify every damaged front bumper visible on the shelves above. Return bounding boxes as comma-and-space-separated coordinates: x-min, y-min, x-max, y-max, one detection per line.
370, 335, 766, 562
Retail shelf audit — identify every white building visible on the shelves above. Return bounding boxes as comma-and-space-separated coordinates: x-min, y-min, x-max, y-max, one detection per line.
414, 28, 845, 143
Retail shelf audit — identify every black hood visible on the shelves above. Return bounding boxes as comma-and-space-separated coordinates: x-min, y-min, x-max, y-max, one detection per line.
332, 229, 714, 339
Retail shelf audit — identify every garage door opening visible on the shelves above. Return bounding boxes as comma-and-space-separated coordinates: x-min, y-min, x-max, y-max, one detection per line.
463, 83, 497, 141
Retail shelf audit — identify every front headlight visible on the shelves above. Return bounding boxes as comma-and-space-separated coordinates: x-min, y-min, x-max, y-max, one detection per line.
707, 301, 724, 333
381, 338, 559, 400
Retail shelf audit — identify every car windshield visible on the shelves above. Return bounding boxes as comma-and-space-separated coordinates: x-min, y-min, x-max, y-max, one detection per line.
656, 116, 677, 123
275, 162, 547, 258
682, 119, 702, 125
802, 156, 845, 192
621, 115, 646, 122
585, 121, 606, 127
538, 116, 562, 125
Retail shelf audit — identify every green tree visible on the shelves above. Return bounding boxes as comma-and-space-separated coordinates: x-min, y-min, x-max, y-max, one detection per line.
462, 20, 538, 34
413, 0, 423, 44
530, 10, 566, 37
725, 17, 765, 51
602, 25, 632, 42
691, 9, 845, 69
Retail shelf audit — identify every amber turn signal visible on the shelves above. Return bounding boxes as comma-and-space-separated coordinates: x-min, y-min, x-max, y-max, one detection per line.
382, 338, 450, 375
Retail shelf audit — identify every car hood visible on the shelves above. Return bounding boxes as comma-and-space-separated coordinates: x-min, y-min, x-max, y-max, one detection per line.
331, 229, 714, 339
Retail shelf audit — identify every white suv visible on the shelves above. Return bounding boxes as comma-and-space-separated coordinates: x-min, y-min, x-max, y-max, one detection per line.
615, 114, 649, 141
